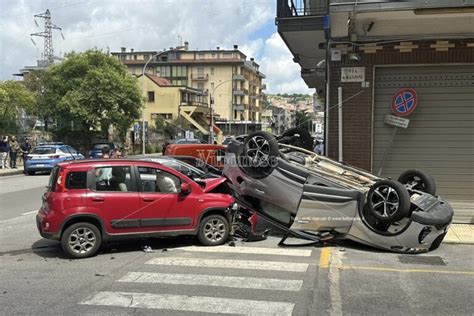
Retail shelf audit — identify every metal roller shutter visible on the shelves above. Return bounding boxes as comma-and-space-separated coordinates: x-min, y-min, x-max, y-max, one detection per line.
373, 66, 474, 223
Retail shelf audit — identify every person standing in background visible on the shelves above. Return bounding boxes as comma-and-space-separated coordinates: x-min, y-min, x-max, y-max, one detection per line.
20, 138, 32, 172
0, 136, 10, 169
9, 136, 20, 169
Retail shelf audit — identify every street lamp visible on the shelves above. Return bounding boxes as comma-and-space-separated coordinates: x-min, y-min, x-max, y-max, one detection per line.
141, 52, 161, 155
209, 79, 233, 144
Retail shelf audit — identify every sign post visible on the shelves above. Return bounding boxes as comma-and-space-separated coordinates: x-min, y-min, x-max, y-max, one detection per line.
377, 88, 418, 176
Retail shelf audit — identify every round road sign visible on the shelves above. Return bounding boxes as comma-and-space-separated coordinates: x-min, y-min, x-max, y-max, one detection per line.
391, 88, 417, 116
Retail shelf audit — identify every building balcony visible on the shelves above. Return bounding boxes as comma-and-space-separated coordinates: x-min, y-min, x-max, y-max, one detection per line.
277, 0, 327, 18
250, 95, 258, 100
191, 73, 209, 80
232, 74, 245, 81
180, 100, 209, 107
233, 104, 246, 111
233, 90, 245, 96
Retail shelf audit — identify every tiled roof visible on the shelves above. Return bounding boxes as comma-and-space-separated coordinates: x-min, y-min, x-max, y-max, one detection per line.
144, 74, 172, 86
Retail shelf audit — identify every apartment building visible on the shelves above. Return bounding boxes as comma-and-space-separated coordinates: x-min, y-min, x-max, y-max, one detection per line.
139, 74, 210, 135
112, 43, 266, 135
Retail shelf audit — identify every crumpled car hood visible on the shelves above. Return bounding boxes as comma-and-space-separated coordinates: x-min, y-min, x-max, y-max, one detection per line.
201, 177, 228, 193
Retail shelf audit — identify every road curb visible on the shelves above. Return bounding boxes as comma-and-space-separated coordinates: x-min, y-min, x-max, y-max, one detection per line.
0, 169, 24, 177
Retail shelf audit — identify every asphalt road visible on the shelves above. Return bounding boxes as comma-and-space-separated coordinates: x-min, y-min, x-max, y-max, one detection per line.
1, 174, 473, 315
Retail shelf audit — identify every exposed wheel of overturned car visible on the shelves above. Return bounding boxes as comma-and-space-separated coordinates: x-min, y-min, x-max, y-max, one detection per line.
240, 131, 279, 179
367, 180, 411, 224
278, 127, 314, 151
398, 169, 436, 195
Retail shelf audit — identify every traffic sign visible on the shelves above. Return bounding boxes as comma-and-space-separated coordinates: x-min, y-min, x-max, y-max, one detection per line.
384, 114, 410, 128
391, 88, 417, 116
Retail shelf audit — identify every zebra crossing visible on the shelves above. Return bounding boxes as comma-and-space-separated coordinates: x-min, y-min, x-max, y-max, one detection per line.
79, 245, 315, 315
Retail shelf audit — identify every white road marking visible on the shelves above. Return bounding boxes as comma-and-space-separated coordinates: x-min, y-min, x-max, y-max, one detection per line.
118, 271, 303, 291
328, 249, 344, 316
146, 257, 309, 272
80, 291, 294, 315
21, 210, 38, 216
179, 245, 312, 257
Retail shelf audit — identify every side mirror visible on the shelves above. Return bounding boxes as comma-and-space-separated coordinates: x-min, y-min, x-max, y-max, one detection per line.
179, 182, 191, 195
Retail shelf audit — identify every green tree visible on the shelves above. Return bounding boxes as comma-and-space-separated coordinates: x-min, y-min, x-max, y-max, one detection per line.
0, 81, 36, 134
154, 116, 180, 139
42, 50, 142, 141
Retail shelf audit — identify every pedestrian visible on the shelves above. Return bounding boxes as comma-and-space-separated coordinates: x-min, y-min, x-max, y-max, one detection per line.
20, 138, 32, 171
111, 147, 122, 158
314, 139, 324, 155
0, 136, 10, 169
101, 147, 110, 159
9, 136, 20, 169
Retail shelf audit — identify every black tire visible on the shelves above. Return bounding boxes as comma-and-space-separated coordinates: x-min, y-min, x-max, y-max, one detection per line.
367, 180, 411, 224
27, 171, 35, 175
61, 222, 102, 259
398, 169, 436, 195
198, 214, 230, 246
279, 127, 313, 150
239, 131, 279, 179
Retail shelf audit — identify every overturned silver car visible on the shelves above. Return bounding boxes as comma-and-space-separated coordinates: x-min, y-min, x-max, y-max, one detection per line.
224, 131, 453, 253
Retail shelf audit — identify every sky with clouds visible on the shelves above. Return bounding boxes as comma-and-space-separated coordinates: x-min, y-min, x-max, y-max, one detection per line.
0, 0, 313, 94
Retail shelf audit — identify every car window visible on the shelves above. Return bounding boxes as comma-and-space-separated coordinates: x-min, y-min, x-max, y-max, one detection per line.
66, 171, 87, 189
93, 143, 112, 150
138, 167, 180, 193
67, 146, 77, 154
94, 166, 132, 192
32, 147, 56, 155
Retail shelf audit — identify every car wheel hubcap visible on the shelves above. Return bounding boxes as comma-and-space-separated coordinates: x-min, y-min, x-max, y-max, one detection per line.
371, 185, 400, 218
69, 227, 96, 254
204, 218, 226, 242
246, 136, 270, 167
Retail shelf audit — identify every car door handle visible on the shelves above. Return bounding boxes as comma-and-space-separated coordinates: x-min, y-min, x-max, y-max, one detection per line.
142, 197, 155, 202
91, 197, 104, 202
255, 189, 265, 194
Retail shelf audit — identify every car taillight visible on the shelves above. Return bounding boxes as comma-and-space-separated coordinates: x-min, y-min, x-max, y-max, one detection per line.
49, 155, 60, 159
55, 171, 68, 192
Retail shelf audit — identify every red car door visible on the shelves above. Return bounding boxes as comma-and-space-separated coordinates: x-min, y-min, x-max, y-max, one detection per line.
87, 165, 142, 235
136, 164, 197, 233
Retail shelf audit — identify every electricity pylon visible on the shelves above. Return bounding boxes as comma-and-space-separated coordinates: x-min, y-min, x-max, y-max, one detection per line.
30, 9, 65, 66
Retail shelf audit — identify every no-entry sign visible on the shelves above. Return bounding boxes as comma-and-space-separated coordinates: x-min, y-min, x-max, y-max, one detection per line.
391, 88, 417, 116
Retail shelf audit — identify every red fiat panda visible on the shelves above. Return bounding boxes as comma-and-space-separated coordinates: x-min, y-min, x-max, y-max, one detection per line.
36, 159, 237, 258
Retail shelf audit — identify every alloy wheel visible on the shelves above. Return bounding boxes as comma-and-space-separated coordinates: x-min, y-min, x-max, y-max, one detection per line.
203, 218, 226, 243
370, 185, 400, 218
68, 227, 96, 254
245, 135, 270, 167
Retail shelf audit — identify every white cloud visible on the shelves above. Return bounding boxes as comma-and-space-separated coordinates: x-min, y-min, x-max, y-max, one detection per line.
0, 0, 312, 94
260, 33, 314, 95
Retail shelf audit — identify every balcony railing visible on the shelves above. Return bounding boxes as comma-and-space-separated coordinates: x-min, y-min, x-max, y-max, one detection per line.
233, 104, 246, 111
277, 0, 328, 18
232, 74, 245, 81
191, 73, 209, 80
180, 100, 209, 107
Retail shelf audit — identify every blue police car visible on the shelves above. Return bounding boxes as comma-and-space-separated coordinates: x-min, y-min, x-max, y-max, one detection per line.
25, 143, 84, 175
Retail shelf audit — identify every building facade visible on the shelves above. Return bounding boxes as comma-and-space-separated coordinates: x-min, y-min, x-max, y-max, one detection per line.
139, 74, 210, 136
112, 43, 266, 136
276, 0, 474, 223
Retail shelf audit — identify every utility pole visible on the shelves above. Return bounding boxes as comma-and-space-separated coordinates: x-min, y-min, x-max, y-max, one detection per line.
31, 9, 64, 66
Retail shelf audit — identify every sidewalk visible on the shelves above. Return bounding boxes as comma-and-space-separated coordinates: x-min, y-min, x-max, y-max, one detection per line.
445, 224, 474, 244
